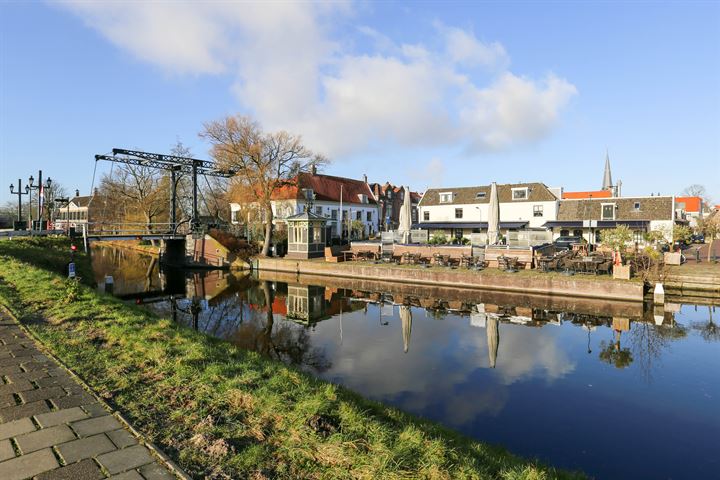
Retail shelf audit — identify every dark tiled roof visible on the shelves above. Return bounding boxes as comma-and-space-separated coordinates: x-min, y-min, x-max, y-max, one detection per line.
557, 197, 673, 221
419, 183, 557, 206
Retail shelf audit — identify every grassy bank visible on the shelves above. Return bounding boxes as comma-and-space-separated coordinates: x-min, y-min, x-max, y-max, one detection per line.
0, 238, 583, 479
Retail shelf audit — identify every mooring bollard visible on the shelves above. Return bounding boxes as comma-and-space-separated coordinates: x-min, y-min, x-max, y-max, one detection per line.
653, 282, 665, 305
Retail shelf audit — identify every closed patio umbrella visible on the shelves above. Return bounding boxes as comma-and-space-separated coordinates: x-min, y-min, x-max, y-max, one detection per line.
398, 186, 413, 244
486, 315, 499, 368
487, 182, 500, 245
400, 305, 412, 353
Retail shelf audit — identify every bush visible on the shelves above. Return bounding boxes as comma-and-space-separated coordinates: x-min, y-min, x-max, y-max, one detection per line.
429, 233, 448, 245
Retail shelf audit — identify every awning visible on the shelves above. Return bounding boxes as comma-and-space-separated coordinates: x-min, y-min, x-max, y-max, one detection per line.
543, 221, 583, 228
413, 221, 528, 230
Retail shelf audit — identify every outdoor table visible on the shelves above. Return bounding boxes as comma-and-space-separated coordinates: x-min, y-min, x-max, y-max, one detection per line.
432, 253, 450, 266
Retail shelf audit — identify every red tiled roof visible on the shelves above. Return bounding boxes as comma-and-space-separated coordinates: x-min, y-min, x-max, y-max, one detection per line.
562, 190, 612, 199
675, 196, 702, 212
272, 172, 376, 205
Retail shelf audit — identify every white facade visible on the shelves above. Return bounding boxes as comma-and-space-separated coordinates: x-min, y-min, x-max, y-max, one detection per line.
230, 198, 379, 238
419, 200, 558, 229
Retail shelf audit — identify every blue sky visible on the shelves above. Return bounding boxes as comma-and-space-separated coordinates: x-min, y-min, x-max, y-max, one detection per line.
1, 1, 719, 205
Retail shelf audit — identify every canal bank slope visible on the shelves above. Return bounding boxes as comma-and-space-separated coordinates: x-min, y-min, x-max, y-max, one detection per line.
0, 238, 583, 480
255, 258, 645, 302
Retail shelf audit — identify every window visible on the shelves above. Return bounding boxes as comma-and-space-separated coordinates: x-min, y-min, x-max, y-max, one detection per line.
303, 189, 314, 200
455, 208, 463, 219
366, 211, 372, 222
633, 202, 641, 211
476, 192, 486, 199
331, 209, 337, 220
560, 229, 569, 237
356, 211, 361, 220
357, 194, 368, 204
511, 188, 528, 200
573, 229, 583, 237
533, 205, 543, 217
315, 206, 322, 215
439, 192, 453, 203
423, 211, 429, 221
601, 203, 615, 220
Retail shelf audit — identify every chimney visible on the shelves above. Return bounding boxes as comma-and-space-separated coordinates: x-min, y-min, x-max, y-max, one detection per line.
311, 164, 317, 175
75, 189, 80, 197
363, 174, 367, 183
93, 188, 98, 196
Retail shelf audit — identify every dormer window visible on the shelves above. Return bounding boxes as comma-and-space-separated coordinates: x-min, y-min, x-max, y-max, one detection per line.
357, 194, 368, 204
476, 192, 486, 199
439, 192, 454, 203
601, 203, 616, 220
634, 202, 641, 211
303, 189, 314, 200
511, 187, 528, 200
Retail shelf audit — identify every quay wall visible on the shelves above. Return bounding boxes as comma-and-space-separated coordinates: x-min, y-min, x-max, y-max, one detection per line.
255, 258, 644, 302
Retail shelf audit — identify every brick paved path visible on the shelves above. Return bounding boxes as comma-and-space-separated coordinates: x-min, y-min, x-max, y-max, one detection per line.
0, 311, 181, 480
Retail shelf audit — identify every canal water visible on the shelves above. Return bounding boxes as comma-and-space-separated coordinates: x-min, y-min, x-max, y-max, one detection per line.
92, 245, 720, 479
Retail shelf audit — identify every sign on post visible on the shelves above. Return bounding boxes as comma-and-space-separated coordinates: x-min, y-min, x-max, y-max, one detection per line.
68, 262, 76, 279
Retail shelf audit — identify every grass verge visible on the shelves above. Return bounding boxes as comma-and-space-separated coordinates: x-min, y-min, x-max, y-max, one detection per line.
0, 237, 584, 479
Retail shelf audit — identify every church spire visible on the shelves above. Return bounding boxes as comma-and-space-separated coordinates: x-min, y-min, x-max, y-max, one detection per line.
602, 149, 612, 191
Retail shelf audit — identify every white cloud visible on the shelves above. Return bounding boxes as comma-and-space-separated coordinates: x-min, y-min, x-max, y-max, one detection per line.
58, 2, 577, 158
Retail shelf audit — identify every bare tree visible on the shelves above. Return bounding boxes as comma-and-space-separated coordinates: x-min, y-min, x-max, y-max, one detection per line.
201, 116, 327, 256
697, 211, 719, 262
101, 164, 167, 233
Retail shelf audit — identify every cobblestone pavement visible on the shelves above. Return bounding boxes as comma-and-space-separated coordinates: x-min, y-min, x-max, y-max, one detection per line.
0, 311, 182, 480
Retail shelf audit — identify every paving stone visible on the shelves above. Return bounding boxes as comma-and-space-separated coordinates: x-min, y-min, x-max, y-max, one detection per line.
82, 402, 110, 417
0, 447, 59, 480
15, 424, 76, 453
6, 370, 49, 382
97, 445, 154, 474
0, 393, 17, 408
107, 428, 137, 449
19, 386, 66, 403
108, 471, 144, 480
53, 393, 95, 409
0, 365, 22, 376
0, 399, 50, 422
35, 458, 104, 480
34, 407, 89, 428
57, 433, 116, 463
0, 438, 14, 461
0, 379, 33, 395
35, 376, 76, 389
0, 417, 36, 440
139, 463, 175, 479
71, 414, 122, 437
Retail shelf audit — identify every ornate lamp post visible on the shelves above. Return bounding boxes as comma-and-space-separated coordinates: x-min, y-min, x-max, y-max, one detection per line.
27, 170, 52, 230
9, 179, 30, 230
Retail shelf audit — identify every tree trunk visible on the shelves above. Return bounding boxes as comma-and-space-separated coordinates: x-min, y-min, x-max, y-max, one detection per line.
707, 237, 714, 262
261, 204, 273, 257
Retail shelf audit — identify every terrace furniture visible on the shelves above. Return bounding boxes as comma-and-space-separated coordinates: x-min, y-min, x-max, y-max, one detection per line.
459, 254, 473, 268
432, 253, 450, 267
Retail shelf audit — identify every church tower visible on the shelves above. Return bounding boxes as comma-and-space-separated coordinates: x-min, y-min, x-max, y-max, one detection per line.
602, 150, 612, 191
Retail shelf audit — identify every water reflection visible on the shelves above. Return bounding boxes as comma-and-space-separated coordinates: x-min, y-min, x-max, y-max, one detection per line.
91, 245, 720, 479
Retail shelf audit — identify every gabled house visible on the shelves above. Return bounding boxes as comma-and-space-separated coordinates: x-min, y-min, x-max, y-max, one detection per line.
546, 196, 678, 245
368, 181, 422, 231
229, 170, 379, 239
417, 182, 561, 242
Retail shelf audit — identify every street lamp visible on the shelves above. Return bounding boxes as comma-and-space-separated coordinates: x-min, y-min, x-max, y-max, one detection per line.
9, 180, 30, 230
54, 196, 71, 235
27, 170, 52, 230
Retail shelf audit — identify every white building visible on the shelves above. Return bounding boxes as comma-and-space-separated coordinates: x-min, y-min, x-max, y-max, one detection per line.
417, 183, 561, 242
230, 171, 379, 239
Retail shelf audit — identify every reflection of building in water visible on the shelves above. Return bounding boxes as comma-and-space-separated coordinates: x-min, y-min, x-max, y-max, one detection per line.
186, 270, 231, 303
286, 284, 327, 324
